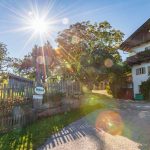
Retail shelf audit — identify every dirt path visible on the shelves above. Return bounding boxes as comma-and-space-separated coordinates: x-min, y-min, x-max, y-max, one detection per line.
38, 100, 150, 150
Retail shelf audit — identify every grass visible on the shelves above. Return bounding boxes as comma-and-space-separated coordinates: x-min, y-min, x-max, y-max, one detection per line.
0, 92, 115, 150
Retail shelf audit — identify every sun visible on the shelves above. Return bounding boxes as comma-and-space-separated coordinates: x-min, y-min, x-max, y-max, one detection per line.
28, 15, 49, 35
0, 1, 71, 52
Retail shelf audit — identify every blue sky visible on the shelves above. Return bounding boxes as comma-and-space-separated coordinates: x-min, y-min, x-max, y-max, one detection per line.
0, 0, 150, 60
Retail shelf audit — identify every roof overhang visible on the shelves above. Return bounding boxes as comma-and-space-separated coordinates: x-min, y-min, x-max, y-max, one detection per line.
120, 18, 150, 51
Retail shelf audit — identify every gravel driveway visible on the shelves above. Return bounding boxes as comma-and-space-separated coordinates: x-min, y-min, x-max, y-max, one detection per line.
38, 100, 150, 150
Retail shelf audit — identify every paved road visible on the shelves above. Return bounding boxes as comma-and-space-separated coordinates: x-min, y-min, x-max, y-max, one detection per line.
38, 100, 150, 150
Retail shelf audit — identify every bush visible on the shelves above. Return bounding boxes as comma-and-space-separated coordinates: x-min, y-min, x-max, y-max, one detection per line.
140, 78, 150, 101
0, 98, 31, 117
106, 73, 123, 98
44, 92, 65, 102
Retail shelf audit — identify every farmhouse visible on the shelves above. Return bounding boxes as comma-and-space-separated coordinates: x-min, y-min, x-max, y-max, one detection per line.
120, 18, 150, 98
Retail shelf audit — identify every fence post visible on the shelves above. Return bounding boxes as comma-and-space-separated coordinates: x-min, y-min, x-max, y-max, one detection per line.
0, 84, 2, 100
3, 84, 6, 100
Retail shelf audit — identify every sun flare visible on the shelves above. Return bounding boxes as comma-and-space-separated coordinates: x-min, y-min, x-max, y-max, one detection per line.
0, 1, 71, 50
30, 18, 48, 34
27, 14, 49, 35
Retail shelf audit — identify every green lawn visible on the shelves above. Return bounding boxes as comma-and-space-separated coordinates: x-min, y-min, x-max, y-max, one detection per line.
0, 93, 115, 150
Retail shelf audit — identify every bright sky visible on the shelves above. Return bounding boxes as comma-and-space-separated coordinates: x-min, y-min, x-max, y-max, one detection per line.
0, 0, 149, 61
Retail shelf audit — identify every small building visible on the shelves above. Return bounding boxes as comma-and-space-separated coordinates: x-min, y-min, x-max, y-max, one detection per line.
0, 73, 34, 87
120, 18, 150, 98
118, 73, 133, 99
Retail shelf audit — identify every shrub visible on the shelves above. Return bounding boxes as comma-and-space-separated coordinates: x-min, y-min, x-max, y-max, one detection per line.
0, 98, 31, 117
140, 78, 150, 101
106, 73, 123, 98
44, 92, 65, 102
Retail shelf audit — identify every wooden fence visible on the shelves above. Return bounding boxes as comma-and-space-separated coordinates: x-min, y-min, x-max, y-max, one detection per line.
46, 80, 82, 96
0, 110, 37, 133
0, 81, 81, 101
0, 84, 34, 133
0, 84, 33, 101
0, 80, 82, 133
0, 84, 33, 116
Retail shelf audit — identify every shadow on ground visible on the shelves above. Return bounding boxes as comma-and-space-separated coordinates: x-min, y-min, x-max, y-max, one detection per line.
38, 119, 104, 150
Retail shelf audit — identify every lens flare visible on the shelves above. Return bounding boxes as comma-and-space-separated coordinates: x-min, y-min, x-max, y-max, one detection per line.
95, 110, 124, 135
104, 58, 113, 68
62, 18, 69, 25
36, 56, 44, 64
55, 47, 62, 57
28, 11, 33, 16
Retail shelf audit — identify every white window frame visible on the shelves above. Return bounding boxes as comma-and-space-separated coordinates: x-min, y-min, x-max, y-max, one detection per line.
136, 67, 146, 75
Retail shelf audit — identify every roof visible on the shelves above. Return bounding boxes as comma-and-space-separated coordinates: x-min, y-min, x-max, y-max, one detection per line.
8, 73, 33, 82
0, 73, 33, 83
120, 18, 150, 51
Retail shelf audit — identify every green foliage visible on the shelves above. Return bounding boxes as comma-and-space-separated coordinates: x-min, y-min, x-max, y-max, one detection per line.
44, 92, 65, 102
0, 98, 30, 117
12, 53, 36, 79
107, 73, 123, 98
106, 62, 131, 98
140, 78, 150, 101
12, 41, 54, 81
79, 49, 117, 85
0, 43, 7, 62
0, 43, 12, 72
56, 21, 124, 85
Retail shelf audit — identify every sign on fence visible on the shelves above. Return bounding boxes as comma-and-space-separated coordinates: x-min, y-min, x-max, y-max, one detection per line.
35, 86, 45, 95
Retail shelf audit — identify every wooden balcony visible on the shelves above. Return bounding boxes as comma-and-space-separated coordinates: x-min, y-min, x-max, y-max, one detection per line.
127, 50, 150, 66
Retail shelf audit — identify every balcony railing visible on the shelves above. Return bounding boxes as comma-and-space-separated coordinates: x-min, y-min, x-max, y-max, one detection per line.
127, 49, 150, 66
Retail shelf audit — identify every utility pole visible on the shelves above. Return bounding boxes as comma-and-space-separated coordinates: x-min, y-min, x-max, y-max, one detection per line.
32, 41, 54, 108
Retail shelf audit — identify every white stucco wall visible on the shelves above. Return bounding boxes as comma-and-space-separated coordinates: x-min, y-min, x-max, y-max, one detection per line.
132, 62, 150, 97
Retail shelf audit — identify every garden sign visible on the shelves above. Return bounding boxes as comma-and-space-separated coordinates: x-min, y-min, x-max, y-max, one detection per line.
35, 86, 45, 95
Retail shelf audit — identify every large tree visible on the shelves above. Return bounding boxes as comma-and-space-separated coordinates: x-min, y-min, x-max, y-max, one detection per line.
12, 41, 56, 81
56, 21, 124, 85
12, 53, 35, 79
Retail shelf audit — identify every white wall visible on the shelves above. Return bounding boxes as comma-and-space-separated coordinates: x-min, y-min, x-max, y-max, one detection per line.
132, 62, 150, 97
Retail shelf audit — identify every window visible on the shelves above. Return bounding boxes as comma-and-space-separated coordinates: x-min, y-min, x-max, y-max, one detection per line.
148, 66, 150, 76
145, 46, 150, 50
136, 67, 146, 75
